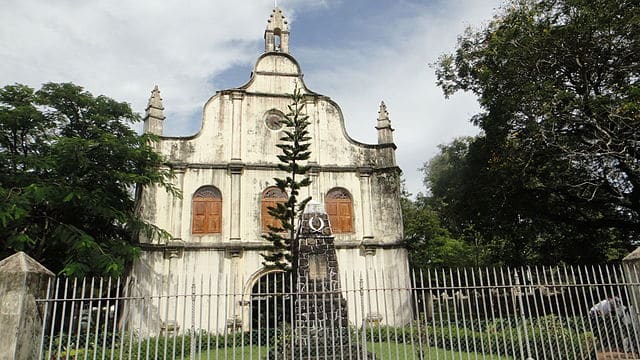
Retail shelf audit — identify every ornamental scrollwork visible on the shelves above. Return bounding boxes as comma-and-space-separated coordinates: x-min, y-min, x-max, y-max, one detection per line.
194, 186, 222, 199
326, 188, 351, 200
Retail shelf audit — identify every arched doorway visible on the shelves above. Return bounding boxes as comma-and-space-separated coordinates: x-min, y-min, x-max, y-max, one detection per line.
250, 271, 293, 331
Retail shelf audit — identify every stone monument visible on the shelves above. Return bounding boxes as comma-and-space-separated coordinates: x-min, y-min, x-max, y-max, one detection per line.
291, 201, 373, 359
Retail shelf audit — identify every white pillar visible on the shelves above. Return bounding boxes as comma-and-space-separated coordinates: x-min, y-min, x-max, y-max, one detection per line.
230, 92, 244, 161
229, 164, 243, 242
171, 167, 186, 239
0, 252, 54, 360
229, 91, 244, 241
359, 168, 374, 242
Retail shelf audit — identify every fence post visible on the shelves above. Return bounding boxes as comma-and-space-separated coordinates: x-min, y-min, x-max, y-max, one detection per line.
514, 272, 534, 360
0, 251, 54, 360
623, 248, 640, 327
191, 281, 197, 359
360, 276, 367, 360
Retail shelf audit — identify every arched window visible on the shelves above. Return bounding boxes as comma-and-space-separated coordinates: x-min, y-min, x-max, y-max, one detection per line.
274, 28, 282, 51
262, 187, 287, 232
192, 186, 222, 234
325, 188, 353, 233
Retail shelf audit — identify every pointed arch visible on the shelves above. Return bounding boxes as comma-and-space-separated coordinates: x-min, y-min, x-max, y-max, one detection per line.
261, 186, 287, 233
192, 186, 222, 234
325, 187, 354, 233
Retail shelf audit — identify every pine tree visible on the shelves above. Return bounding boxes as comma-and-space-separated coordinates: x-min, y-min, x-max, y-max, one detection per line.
262, 87, 312, 271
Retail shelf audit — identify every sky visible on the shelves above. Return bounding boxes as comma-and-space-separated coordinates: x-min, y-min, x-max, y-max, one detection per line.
0, 0, 503, 197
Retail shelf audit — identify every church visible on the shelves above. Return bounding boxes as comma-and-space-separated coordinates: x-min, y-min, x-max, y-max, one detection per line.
130, 7, 411, 333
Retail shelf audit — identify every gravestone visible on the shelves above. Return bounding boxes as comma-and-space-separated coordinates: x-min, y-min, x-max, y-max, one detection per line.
292, 201, 372, 359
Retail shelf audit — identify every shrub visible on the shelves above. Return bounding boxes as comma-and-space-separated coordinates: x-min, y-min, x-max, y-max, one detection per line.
414, 316, 594, 360
45, 329, 260, 359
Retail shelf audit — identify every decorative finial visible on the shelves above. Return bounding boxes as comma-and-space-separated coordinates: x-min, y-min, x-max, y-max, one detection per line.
378, 101, 389, 120
376, 100, 394, 146
147, 85, 164, 111
143, 85, 165, 135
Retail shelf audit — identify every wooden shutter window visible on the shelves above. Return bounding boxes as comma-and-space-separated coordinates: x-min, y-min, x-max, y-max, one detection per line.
192, 186, 222, 234
262, 187, 287, 232
325, 188, 353, 233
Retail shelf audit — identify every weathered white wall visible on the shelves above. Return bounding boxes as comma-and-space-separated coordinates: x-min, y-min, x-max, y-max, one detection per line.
129, 247, 411, 335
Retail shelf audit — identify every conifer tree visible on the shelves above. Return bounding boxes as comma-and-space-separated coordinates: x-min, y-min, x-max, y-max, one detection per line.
262, 87, 312, 271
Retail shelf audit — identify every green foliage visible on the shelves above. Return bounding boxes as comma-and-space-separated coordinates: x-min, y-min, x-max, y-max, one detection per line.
262, 87, 312, 271
401, 187, 478, 268
0, 82, 177, 276
362, 316, 594, 360
47, 322, 596, 359
432, 0, 640, 264
265, 324, 294, 359
48, 329, 282, 359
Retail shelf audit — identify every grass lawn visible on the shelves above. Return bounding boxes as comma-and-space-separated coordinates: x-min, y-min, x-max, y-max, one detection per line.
369, 342, 514, 360
189, 342, 514, 359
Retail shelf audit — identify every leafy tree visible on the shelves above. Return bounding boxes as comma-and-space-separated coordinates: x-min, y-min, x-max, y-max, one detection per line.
423, 137, 539, 265
262, 88, 312, 271
401, 189, 477, 269
422, 137, 632, 265
433, 0, 639, 264
439, 0, 640, 228
422, 138, 474, 232
0, 83, 176, 276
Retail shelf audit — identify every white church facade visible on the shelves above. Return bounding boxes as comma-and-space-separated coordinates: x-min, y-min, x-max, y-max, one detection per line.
130, 7, 411, 333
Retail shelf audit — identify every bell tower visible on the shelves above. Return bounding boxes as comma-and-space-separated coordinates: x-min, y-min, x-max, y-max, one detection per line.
264, 7, 290, 53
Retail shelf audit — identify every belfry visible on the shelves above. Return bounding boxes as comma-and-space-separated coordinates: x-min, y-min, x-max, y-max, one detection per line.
264, 7, 290, 53
130, 6, 411, 334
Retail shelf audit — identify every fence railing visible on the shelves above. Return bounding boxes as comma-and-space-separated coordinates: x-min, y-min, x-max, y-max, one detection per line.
37, 265, 640, 359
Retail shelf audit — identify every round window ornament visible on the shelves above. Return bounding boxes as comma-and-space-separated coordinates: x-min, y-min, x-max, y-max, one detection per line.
265, 113, 283, 131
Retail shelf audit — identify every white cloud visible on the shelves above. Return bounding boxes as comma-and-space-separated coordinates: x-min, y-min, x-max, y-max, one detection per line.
295, 0, 501, 196
0, 0, 501, 196
1, 0, 296, 128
